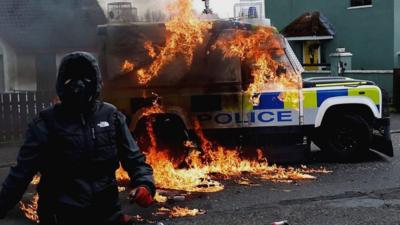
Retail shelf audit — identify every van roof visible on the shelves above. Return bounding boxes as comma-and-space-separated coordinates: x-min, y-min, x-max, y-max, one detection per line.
99, 20, 301, 89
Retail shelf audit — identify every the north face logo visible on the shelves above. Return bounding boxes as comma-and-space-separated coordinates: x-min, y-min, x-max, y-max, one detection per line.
97, 121, 110, 128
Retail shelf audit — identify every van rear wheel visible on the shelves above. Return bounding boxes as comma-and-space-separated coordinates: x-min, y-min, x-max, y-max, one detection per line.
133, 115, 189, 163
321, 114, 371, 161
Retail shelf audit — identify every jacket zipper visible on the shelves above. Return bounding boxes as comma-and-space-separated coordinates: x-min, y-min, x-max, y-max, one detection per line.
91, 127, 96, 140
80, 113, 86, 126
80, 114, 95, 139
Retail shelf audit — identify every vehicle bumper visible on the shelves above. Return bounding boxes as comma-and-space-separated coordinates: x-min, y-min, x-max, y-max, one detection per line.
371, 117, 394, 157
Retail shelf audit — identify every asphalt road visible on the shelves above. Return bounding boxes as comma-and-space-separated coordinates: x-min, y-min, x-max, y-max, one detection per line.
2, 114, 400, 225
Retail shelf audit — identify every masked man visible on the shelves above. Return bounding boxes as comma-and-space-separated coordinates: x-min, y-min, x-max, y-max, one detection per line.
0, 52, 155, 225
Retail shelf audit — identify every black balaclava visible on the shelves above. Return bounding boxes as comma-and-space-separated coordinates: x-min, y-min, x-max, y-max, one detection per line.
56, 52, 102, 114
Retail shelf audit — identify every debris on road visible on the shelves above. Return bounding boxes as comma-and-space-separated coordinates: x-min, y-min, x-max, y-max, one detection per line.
271, 220, 290, 225
154, 206, 206, 218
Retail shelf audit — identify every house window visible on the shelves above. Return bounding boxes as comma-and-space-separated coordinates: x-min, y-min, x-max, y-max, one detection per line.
350, 0, 372, 7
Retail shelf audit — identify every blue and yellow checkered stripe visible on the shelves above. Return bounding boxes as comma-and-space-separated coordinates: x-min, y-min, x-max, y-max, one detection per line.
303, 88, 381, 109
243, 87, 380, 110
249, 91, 299, 110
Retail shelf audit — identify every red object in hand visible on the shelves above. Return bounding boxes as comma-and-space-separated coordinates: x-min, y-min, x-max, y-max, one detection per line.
129, 186, 153, 207
119, 214, 133, 224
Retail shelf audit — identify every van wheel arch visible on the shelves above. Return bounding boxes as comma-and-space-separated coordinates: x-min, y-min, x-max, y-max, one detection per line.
319, 104, 376, 128
312, 104, 374, 161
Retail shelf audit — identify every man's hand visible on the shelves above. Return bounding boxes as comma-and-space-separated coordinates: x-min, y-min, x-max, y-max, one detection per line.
129, 186, 153, 208
118, 214, 133, 225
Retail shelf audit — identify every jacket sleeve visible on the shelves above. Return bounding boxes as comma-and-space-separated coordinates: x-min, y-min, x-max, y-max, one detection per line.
115, 112, 156, 196
0, 118, 46, 216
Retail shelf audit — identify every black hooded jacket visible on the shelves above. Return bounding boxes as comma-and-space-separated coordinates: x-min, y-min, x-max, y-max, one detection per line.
0, 52, 155, 220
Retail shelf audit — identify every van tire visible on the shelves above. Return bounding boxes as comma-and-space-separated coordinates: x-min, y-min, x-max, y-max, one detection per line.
311, 127, 325, 150
321, 114, 371, 161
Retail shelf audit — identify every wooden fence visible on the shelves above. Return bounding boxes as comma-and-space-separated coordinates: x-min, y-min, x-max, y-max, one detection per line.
0, 92, 54, 143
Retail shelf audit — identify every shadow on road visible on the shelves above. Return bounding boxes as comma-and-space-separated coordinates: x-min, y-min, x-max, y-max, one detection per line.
305, 149, 389, 164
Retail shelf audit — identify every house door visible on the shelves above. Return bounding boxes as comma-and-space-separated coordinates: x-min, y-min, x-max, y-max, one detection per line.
398, 53, 400, 68
303, 41, 321, 71
36, 54, 56, 91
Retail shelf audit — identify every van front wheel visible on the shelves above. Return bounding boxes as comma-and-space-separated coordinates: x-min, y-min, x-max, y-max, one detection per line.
322, 114, 371, 161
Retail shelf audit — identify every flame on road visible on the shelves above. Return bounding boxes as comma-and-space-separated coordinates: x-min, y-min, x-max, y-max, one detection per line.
155, 206, 205, 218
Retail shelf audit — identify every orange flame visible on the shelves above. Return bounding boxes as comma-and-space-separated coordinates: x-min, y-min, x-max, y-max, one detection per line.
116, 165, 130, 186
142, 101, 164, 117
154, 192, 168, 203
135, 0, 211, 85
19, 193, 39, 224
155, 206, 205, 218
122, 0, 301, 106
145, 115, 224, 192
144, 41, 157, 58
121, 60, 135, 73
212, 27, 302, 105
31, 175, 41, 185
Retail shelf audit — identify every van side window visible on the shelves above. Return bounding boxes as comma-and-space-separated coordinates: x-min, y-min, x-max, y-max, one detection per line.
350, 0, 372, 7
241, 63, 253, 91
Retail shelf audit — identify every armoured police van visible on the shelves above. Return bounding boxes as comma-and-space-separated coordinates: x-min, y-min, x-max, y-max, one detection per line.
98, 20, 393, 161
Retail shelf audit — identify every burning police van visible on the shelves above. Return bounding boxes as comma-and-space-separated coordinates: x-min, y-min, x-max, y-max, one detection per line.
97, 20, 393, 162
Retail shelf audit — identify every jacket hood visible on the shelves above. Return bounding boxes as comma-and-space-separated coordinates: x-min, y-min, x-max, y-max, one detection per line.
56, 52, 102, 102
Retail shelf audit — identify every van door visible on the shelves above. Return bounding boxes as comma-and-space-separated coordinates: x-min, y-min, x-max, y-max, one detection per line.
240, 38, 303, 129
188, 53, 244, 130
303, 41, 321, 71
241, 89, 301, 128
190, 91, 243, 130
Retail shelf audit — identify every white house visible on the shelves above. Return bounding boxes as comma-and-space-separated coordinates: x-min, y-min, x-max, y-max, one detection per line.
0, 0, 106, 93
